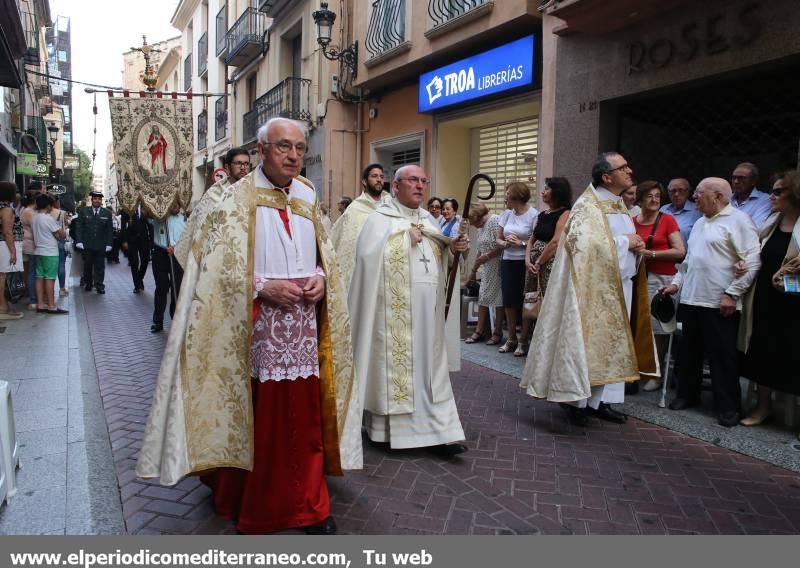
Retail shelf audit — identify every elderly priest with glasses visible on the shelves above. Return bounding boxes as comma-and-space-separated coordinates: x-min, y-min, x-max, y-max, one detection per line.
137, 117, 362, 535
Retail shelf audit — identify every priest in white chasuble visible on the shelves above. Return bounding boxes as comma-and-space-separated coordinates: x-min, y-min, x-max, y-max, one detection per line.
349, 165, 470, 459
520, 152, 659, 426
136, 118, 362, 535
330, 163, 392, 287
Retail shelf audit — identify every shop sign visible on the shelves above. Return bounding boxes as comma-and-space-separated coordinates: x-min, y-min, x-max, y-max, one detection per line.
628, 2, 762, 74
63, 154, 79, 170
419, 35, 535, 113
17, 153, 40, 175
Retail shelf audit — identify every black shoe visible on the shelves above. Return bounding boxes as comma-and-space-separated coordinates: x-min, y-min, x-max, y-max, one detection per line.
668, 397, 700, 411
718, 412, 740, 428
559, 403, 589, 427
592, 403, 627, 424
304, 517, 336, 535
625, 382, 639, 395
96, 287, 105, 294
84, 284, 93, 291
428, 443, 468, 459
151, 323, 163, 333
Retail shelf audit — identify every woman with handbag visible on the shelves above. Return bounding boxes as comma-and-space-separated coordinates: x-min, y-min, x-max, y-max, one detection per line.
0, 181, 24, 320
633, 181, 685, 391
522, 177, 573, 356
738, 170, 800, 427
465, 204, 505, 345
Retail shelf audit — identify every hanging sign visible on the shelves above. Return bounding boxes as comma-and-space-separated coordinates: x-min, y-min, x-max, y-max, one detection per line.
418, 35, 535, 113
17, 153, 39, 175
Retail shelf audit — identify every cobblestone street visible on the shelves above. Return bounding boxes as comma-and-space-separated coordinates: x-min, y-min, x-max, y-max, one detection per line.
69, 263, 800, 535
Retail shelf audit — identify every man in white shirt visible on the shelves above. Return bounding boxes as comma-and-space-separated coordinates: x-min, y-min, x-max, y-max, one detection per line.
32, 194, 68, 313
730, 162, 772, 228
662, 177, 761, 427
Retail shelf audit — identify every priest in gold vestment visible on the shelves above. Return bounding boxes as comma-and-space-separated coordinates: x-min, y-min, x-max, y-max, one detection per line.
330, 163, 391, 287
349, 165, 469, 459
136, 119, 361, 535
520, 153, 658, 426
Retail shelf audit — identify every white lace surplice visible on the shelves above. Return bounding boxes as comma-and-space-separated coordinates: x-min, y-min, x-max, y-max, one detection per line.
251, 170, 322, 382
251, 276, 319, 381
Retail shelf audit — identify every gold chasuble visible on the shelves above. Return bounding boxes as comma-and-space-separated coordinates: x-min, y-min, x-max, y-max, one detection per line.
173, 178, 231, 270
520, 185, 658, 403
136, 171, 362, 486
330, 191, 391, 288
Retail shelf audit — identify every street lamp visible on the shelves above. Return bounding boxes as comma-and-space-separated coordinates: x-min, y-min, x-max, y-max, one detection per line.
313, 2, 358, 78
47, 121, 60, 183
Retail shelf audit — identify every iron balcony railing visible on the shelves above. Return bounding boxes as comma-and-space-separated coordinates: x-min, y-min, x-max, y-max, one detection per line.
428, 0, 487, 29
21, 11, 40, 65
225, 7, 268, 67
215, 97, 227, 141
242, 77, 312, 144
365, 0, 407, 60
197, 111, 207, 151
184, 53, 192, 91
215, 4, 228, 56
198, 32, 208, 77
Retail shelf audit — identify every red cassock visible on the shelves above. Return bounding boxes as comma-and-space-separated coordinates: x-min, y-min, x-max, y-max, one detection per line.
201, 206, 330, 534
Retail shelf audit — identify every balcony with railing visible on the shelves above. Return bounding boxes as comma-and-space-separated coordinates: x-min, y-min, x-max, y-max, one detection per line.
198, 33, 208, 78
426, 0, 493, 38
225, 7, 268, 67
258, 0, 291, 17
216, 4, 228, 57
197, 111, 207, 151
242, 77, 312, 144
365, 0, 410, 66
21, 11, 40, 65
215, 97, 227, 141
183, 53, 192, 91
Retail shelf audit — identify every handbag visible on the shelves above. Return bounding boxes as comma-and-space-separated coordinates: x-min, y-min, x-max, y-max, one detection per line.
5, 271, 25, 304
522, 273, 543, 320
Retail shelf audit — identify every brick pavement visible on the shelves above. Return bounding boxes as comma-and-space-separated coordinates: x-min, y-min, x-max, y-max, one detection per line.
82, 263, 800, 535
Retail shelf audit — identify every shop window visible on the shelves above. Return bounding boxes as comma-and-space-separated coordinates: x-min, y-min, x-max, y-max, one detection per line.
473, 117, 538, 214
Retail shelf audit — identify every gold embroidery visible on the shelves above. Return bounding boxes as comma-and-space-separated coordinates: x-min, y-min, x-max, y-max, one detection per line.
384, 231, 413, 406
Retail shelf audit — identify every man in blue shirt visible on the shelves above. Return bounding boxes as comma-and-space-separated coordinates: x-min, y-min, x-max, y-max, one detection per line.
661, 178, 701, 248
730, 162, 772, 228
148, 203, 186, 333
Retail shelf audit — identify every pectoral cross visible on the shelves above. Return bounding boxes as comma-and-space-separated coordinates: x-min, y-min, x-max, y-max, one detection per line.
411, 222, 430, 273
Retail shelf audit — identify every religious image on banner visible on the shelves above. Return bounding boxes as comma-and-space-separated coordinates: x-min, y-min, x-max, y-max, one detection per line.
109, 95, 193, 220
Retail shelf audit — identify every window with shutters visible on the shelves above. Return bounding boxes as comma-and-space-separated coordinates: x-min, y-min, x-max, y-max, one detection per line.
472, 117, 538, 214
392, 148, 421, 169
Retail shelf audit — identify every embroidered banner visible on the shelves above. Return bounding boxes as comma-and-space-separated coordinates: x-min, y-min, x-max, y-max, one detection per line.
109, 94, 193, 220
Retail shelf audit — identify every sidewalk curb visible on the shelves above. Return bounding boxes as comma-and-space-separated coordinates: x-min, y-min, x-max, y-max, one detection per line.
67, 284, 126, 534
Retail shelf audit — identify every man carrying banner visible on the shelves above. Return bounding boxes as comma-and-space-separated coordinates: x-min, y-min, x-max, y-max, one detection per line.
137, 118, 361, 535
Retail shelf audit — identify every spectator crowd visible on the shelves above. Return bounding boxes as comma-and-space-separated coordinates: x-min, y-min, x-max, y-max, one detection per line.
458, 160, 800, 435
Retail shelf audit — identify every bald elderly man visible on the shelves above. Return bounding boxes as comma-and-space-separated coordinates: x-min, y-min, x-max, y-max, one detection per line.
661, 177, 760, 427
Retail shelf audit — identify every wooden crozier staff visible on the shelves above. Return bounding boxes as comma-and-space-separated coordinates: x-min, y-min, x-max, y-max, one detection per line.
444, 173, 496, 319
